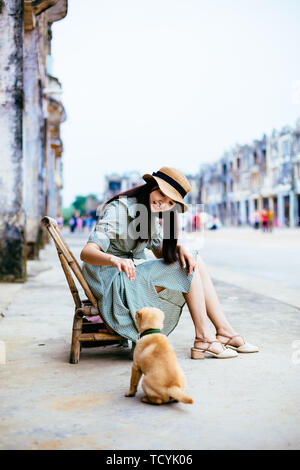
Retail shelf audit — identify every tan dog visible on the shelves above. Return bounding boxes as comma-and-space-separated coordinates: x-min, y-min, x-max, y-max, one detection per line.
125, 307, 193, 405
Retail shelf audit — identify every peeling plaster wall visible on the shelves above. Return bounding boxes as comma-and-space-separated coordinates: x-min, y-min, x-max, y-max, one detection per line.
0, 1, 67, 279
23, 22, 45, 245
0, 0, 26, 281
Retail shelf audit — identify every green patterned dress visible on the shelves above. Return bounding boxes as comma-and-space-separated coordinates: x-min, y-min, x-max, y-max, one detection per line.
81, 197, 194, 344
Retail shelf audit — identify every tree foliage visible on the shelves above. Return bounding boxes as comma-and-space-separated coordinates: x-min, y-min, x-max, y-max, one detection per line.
62, 193, 98, 222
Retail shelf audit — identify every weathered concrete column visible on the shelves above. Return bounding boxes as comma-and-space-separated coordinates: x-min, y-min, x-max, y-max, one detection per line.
249, 198, 255, 225
0, 0, 26, 282
289, 191, 295, 227
268, 196, 274, 212
23, 24, 45, 258
295, 194, 300, 227
46, 125, 57, 218
277, 193, 284, 227
257, 197, 263, 213
240, 199, 247, 225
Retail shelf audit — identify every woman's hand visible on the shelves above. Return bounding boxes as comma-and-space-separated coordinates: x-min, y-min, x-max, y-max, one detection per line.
110, 255, 136, 281
176, 246, 197, 275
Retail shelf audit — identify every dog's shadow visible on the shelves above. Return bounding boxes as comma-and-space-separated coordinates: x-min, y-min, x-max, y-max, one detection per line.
125, 394, 193, 413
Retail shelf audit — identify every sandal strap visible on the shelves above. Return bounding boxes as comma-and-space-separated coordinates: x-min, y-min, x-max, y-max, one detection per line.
216, 333, 245, 346
194, 337, 225, 353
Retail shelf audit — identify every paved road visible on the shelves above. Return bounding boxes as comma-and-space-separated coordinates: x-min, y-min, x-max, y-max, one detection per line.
181, 227, 300, 309
0, 229, 300, 450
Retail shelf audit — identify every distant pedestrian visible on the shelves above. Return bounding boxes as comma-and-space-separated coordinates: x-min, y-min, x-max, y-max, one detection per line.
180, 211, 192, 232
192, 212, 201, 232
252, 210, 260, 230
88, 215, 94, 230
76, 216, 83, 232
186, 212, 193, 232
209, 215, 218, 230
69, 216, 77, 233
268, 209, 274, 233
82, 215, 87, 230
180, 212, 188, 232
57, 215, 64, 230
261, 209, 268, 232
82, 215, 90, 233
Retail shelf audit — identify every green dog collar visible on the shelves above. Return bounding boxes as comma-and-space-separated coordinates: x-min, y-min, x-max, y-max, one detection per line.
140, 329, 161, 339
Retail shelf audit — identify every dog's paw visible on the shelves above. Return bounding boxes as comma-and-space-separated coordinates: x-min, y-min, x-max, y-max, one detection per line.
125, 391, 136, 397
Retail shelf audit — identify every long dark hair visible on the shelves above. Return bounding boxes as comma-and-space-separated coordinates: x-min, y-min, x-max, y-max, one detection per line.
103, 179, 179, 264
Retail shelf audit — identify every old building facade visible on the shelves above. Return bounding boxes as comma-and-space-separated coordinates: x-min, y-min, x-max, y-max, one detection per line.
104, 171, 143, 201
0, 0, 67, 282
199, 120, 300, 228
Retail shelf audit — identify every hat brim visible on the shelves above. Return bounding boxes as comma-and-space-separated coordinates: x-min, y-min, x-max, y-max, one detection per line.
143, 173, 189, 213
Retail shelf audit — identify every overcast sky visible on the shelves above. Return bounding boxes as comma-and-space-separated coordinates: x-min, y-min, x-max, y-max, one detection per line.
51, 0, 300, 207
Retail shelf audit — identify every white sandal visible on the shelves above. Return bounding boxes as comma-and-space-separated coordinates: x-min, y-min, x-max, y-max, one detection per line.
191, 337, 238, 359
217, 334, 259, 354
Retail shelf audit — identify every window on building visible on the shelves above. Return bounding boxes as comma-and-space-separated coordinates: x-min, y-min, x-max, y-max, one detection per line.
109, 181, 121, 192
272, 169, 278, 186
243, 155, 248, 168
282, 139, 290, 157
251, 174, 259, 189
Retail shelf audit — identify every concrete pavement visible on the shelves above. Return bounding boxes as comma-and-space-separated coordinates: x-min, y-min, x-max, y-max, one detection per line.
0, 229, 300, 450
182, 227, 300, 309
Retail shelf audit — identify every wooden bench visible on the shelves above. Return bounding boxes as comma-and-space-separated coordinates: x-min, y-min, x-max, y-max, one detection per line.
40, 216, 128, 364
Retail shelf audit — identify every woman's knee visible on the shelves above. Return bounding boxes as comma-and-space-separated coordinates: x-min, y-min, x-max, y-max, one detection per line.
196, 254, 207, 275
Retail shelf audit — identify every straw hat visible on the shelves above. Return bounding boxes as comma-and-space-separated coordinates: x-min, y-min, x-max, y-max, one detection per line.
142, 166, 191, 212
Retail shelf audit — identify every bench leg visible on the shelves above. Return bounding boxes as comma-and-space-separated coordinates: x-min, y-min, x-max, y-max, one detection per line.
69, 314, 82, 364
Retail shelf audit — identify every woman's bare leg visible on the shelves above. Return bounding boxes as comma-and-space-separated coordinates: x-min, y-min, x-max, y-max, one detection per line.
155, 255, 243, 351
181, 269, 225, 353
156, 279, 211, 338
196, 256, 244, 347
155, 280, 223, 353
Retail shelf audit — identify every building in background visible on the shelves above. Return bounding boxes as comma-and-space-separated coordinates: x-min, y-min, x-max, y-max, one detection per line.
185, 173, 201, 205
104, 171, 143, 200
0, 0, 68, 282
199, 119, 300, 228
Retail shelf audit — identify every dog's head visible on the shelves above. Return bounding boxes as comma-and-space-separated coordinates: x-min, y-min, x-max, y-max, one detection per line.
135, 307, 165, 333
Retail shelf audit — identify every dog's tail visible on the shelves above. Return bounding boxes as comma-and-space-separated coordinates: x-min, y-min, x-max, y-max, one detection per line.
168, 386, 194, 404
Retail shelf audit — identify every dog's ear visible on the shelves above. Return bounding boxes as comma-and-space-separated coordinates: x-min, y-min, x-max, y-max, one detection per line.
136, 309, 142, 319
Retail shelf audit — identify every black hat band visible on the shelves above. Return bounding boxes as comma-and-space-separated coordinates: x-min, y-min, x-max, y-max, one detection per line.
152, 171, 187, 198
